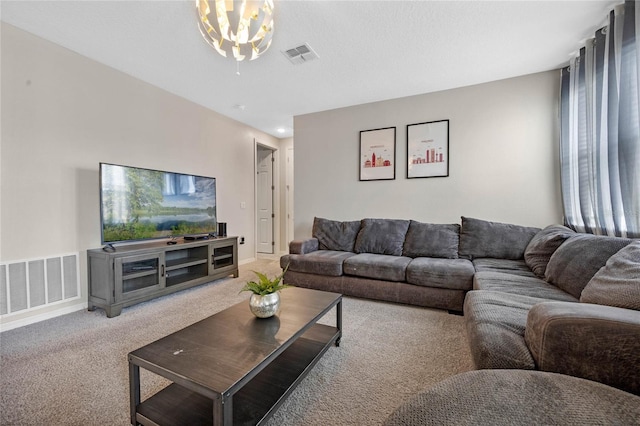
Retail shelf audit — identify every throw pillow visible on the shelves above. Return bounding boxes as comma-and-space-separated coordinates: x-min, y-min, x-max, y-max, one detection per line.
312, 217, 361, 252
402, 221, 460, 259
545, 233, 633, 299
354, 218, 410, 256
524, 225, 575, 278
458, 217, 540, 260
580, 241, 640, 310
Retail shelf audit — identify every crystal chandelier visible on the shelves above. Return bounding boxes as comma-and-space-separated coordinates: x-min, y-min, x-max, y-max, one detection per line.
196, 0, 275, 62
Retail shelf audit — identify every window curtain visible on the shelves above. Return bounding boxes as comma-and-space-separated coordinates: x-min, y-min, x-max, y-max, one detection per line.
560, 0, 640, 238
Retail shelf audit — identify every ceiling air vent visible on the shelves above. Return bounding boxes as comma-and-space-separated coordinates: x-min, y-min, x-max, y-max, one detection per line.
282, 43, 319, 65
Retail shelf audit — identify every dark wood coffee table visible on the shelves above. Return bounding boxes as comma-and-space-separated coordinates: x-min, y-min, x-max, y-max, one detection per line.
128, 287, 342, 426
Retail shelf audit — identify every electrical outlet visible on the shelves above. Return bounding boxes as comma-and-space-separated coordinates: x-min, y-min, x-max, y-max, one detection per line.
240, 236, 245, 244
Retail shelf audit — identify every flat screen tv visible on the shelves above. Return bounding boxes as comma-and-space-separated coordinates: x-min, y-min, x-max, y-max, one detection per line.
100, 163, 217, 244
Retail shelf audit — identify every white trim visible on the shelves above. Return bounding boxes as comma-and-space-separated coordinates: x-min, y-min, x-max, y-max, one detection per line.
239, 257, 257, 266
0, 300, 87, 333
0, 291, 82, 319
256, 253, 280, 261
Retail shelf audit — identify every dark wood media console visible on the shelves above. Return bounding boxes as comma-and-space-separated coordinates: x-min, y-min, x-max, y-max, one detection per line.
87, 236, 238, 317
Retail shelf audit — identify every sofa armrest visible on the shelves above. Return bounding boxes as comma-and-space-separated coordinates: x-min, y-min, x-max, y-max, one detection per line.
289, 238, 319, 254
525, 301, 640, 395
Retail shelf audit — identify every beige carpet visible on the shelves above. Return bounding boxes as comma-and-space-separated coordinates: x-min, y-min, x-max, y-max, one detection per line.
0, 259, 473, 425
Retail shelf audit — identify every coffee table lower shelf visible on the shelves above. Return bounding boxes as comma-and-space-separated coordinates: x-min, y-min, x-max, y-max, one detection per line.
135, 324, 340, 426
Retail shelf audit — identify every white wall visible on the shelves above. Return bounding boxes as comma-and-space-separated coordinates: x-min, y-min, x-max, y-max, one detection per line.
293, 71, 563, 238
0, 23, 281, 327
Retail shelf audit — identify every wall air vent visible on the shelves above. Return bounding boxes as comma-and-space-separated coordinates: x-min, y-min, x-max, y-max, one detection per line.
282, 43, 319, 65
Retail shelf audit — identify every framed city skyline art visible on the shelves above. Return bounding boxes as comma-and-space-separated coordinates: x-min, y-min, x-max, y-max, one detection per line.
407, 119, 449, 178
359, 127, 396, 181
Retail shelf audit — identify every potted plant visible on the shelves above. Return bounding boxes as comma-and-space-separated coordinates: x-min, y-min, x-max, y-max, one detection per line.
240, 266, 290, 318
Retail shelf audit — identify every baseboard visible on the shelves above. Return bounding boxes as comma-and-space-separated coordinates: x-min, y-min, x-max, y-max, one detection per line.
239, 257, 257, 265
256, 255, 283, 262
0, 301, 87, 333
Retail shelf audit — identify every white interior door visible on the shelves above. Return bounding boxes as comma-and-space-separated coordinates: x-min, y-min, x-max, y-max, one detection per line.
257, 146, 274, 254
286, 147, 294, 245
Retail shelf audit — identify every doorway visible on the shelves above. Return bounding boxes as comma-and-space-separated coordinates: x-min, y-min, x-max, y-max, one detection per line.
286, 147, 294, 245
256, 145, 274, 254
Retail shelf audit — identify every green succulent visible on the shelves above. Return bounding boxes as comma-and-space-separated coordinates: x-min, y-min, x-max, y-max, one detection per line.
240, 266, 291, 296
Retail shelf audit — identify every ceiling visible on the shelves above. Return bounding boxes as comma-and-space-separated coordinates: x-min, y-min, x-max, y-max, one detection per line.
1, 1, 617, 138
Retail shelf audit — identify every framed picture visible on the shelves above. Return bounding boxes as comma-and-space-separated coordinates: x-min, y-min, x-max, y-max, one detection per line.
359, 127, 396, 181
407, 119, 449, 178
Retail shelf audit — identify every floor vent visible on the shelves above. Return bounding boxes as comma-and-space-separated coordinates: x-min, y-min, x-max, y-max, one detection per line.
282, 43, 319, 65
0, 253, 81, 316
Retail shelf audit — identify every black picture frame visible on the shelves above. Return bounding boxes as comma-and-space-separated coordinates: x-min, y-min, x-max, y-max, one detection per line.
359, 127, 396, 181
406, 119, 449, 178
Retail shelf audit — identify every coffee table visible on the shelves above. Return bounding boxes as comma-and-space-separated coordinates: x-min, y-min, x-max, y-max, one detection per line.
128, 287, 342, 426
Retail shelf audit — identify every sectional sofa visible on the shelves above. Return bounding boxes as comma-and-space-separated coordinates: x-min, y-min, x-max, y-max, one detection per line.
465, 225, 640, 395
280, 216, 544, 312
280, 216, 640, 395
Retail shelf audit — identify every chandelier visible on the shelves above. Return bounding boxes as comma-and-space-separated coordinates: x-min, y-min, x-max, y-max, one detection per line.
196, 0, 275, 62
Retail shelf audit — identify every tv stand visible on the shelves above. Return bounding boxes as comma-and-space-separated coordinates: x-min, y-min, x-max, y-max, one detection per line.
87, 236, 238, 317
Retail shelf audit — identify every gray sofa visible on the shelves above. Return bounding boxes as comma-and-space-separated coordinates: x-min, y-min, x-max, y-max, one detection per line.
280, 216, 540, 312
281, 216, 640, 395
464, 224, 640, 395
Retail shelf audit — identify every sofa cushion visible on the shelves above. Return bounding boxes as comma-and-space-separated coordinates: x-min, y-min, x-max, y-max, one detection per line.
463, 290, 538, 369
406, 258, 474, 291
472, 258, 537, 278
459, 217, 540, 260
312, 217, 361, 252
344, 253, 411, 282
284, 250, 356, 277
288, 238, 319, 255
473, 271, 578, 302
354, 218, 410, 256
524, 225, 575, 278
545, 234, 633, 299
402, 221, 460, 259
580, 241, 640, 310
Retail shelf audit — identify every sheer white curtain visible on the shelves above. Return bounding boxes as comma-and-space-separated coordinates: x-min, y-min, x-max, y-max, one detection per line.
560, 0, 640, 238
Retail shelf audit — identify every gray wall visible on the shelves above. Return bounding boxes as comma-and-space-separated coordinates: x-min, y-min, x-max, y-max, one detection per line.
0, 23, 282, 326
293, 70, 562, 237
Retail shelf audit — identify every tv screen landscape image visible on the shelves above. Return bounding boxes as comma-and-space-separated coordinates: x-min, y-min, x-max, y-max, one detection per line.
100, 163, 217, 243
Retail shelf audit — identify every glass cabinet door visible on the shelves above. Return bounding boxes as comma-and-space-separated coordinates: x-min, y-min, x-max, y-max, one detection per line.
115, 252, 164, 301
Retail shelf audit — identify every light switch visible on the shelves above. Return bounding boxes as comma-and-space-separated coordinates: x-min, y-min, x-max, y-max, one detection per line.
240, 202, 246, 209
